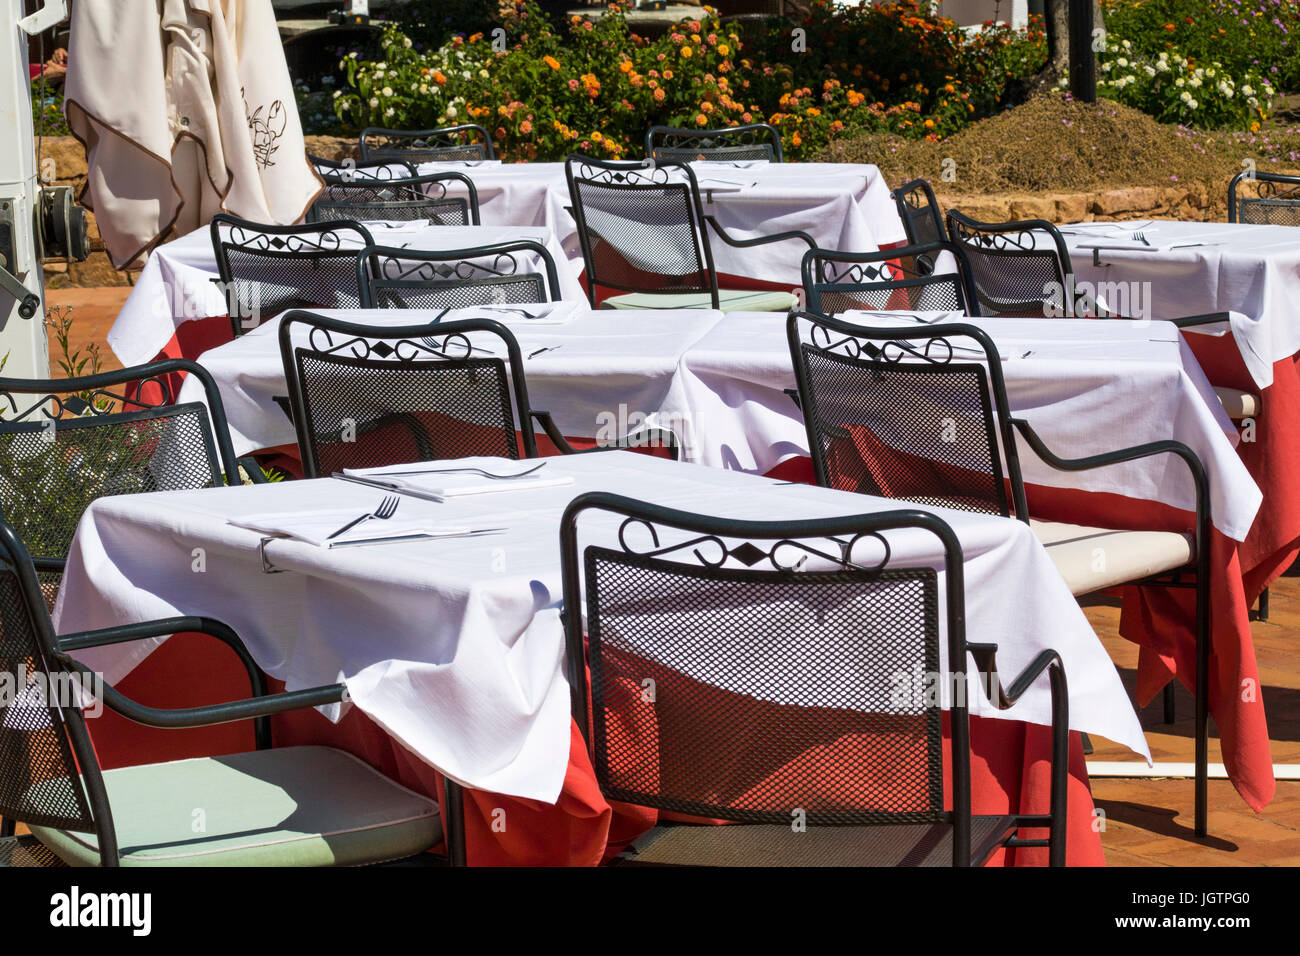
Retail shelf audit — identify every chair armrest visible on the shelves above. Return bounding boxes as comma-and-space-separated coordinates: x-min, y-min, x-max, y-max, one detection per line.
57, 616, 274, 748
531, 409, 681, 459
1168, 311, 1231, 329
59, 656, 345, 732
704, 215, 815, 251
784, 388, 802, 411
237, 456, 270, 484
966, 642, 1068, 867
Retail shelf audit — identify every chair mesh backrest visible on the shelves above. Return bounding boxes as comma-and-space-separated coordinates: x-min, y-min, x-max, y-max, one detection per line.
361, 126, 491, 163
213, 220, 369, 335
568, 160, 712, 296
583, 548, 943, 824
894, 181, 945, 247
361, 246, 552, 309
793, 322, 1011, 517
1233, 174, 1300, 225
288, 328, 522, 475
647, 125, 782, 163
311, 180, 470, 225
805, 248, 968, 314
0, 398, 223, 572
0, 552, 96, 832
947, 214, 1066, 318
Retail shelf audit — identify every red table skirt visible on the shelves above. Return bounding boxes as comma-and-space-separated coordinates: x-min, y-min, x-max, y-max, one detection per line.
83, 632, 1103, 866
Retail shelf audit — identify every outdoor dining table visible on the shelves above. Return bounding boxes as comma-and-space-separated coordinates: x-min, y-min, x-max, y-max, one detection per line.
53, 451, 1148, 866
170, 303, 1273, 813
104, 221, 586, 369
657, 309, 1274, 813
414, 159, 907, 295
1053, 220, 1300, 794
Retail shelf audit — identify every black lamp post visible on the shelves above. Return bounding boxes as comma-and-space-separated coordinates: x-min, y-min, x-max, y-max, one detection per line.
1068, 0, 1097, 103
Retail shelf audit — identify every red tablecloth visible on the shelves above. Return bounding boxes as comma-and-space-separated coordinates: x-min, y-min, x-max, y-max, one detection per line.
82, 633, 1103, 866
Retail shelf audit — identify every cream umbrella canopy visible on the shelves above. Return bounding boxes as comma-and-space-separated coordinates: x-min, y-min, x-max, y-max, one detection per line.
64, 0, 323, 269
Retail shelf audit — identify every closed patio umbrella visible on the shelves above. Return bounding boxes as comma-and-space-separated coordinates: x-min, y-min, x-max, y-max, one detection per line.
64, 0, 322, 269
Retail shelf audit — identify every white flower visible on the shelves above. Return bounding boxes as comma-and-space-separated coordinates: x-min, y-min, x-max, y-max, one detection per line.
1102, 61, 1112, 72
446, 105, 457, 118
374, 69, 385, 79
1219, 82, 1233, 98
333, 90, 342, 99
1144, 65, 1156, 77
382, 86, 393, 96
1243, 84, 1255, 96
1117, 57, 1128, 67
1175, 77, 1186, 87
1180, 90, 1192, 103
479, 69, 489, 79
419, 84, 429, 94
384, 107, 395, 117
403, 37, 413, 48
1122, 39, 1131, 50
1189, 99, 1198, 109
368, 97, 379, 107
1206, 68, 1216, 78
1156, 60, 1170, 73
1189, 76, 1202, 88
1158, 51, 1168, 60
1248, 96, 1260, 108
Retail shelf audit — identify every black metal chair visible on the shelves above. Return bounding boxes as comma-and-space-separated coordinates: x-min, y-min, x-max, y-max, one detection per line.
945, 211, 1072, 317
308, 172, 481, 225
279, 311, 674, 477
559, 491, 1068, 866
565, 154, 813, 311
645, 123, 784, 163
309, 155, 418, 180
1228, 171, 1300, 225
893, 179, 947, 249
0, 361, 263, 606
357, 241, 561, 309
210, 215, 372, 337
786, 310, 1214, 836
360, 124, 495, 163
802, 241, 977, 315
0, 518, 444, 867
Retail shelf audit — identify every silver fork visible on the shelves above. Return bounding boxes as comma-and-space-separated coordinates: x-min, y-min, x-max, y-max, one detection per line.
326, 495, 400, 540
364, 462, 547, 480
1132, 231, 1150, 246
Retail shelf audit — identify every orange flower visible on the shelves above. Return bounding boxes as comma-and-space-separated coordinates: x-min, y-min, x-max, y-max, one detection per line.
791, 132, 802, 147
923, 119, 934, 129
653, 88, 666, 103
619, 60, 633, 73
432, 71, 447, 85
695, 113, 708, 126
543, 55, 561, 70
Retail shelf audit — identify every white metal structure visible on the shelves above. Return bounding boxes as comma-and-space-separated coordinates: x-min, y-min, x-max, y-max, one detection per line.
0, 0, 67, 379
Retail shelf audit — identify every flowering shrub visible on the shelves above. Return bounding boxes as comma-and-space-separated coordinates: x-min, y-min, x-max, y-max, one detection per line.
1100, 0, 1300, 94
1097, 36, 1276, 129
334, 1, 1046, 160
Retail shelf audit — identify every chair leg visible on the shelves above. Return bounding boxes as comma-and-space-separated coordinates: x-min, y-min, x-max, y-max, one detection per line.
0, 819, 12, 839
1194, 566, 1211, 838
1258, 587, 1269, 622
442, 779, 467, 866
1162, 682, 1176, 724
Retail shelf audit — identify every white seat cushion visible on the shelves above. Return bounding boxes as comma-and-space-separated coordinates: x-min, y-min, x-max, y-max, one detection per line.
1212, 386, 1259, 420
1030, 519, 1194, 596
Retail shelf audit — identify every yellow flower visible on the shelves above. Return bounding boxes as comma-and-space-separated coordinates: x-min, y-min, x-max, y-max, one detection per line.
717, 44, 730, 56
681, 46, 693, 58
593, 131, 604, 142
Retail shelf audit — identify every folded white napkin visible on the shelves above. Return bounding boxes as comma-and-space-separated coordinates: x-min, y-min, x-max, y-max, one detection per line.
690, 160, 770, 170
342, 461, 575, 501
230, 508, 477, 548
842, 310, 966, 325
693, 178, 757, 192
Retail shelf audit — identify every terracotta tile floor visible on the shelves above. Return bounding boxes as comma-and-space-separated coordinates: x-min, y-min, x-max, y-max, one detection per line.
41, 286, 1300, 866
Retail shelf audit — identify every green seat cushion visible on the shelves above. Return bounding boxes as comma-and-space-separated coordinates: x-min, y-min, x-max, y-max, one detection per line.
29, 746, 440, 867
604, 289, 799, 312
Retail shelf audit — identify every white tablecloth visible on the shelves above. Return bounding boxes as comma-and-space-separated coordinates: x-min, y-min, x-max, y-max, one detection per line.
108, 223, 586, 366
53, 452, 1149, 803
415, 160, 907, 289
176, 306, 725, 456
1057, 220, 1300, 388
659, 312, 1261, 542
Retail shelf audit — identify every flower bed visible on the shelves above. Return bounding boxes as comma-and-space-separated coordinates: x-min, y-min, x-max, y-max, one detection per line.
332, 1, 1046, 160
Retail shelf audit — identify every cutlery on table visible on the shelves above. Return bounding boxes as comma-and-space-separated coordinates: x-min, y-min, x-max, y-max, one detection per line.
359, 462, 548, 481
1132, 231, 1151, 246
326, 495, 400, 540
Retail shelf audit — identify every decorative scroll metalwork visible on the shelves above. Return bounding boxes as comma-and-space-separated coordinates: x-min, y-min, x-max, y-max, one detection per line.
0, 377, 175, 422
217, 222, 359, 255
614, 515, 892, 573
948, 217, 1042, 253
304, 325, 482, 364
648, 123, 782, 163
815, 257, 919, 286
374, 249, 525, 283
317, 161, 417, 183
805, 318, 979, 367
572, 160, 674, 187
360, 124, 493, 163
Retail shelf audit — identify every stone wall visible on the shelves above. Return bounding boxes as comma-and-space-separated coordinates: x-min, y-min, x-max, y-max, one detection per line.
35, 135, 1230, 289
